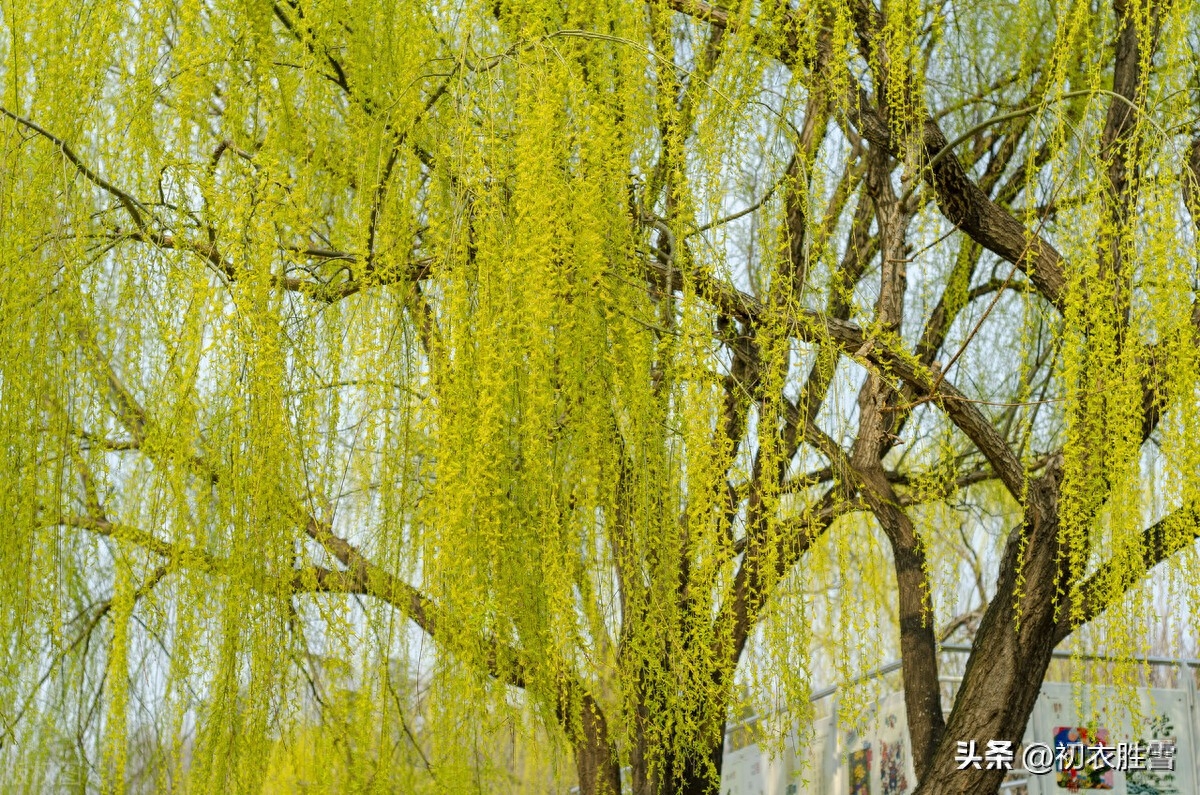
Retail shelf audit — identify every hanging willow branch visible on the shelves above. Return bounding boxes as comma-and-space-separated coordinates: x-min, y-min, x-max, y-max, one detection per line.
2, 1, 1199, 794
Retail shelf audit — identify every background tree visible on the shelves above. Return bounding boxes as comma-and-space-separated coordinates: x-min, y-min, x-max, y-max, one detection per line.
2, 0, 1199, 793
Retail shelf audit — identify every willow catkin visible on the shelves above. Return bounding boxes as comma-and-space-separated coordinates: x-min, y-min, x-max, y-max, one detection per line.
1, 0, 1198, 793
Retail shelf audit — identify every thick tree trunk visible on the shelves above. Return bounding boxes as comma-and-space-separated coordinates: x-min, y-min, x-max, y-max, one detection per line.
913, 470, 1063, 794
655, 733, 726, 795
625, 704, 727, 795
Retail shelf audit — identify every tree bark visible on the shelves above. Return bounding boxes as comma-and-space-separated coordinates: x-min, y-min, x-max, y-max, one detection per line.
913, 464, 1064, 794
573, 694, 623, 795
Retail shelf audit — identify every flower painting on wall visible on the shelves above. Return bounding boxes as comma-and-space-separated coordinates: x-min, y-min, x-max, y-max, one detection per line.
1053, 726, 1113, 790
849, 746, 871, 795
880, 738, 909, 795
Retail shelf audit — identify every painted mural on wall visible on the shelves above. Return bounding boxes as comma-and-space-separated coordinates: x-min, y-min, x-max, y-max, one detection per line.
849, 745, 871, 795
1126, 714, 1180, 795
879, 713, 910, 795
1053, 726, 1114, 789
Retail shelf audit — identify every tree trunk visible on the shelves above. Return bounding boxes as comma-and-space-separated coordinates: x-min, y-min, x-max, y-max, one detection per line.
914, 470, 1063, 794
642, 740, 725, 795
573, 695, 623, 795
675, 735, 725, 795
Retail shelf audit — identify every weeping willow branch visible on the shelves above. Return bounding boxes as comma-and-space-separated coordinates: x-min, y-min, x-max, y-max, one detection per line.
720, 485, 848, 676
1054, 506, 1200, 645
64, 330, 535, 696
2, 106, 441, 306
643, 255, 1027, 498
51, 505, 537, 694
7, 2, 1199, 793
0, 565, 169, 751
0, 105, 149, 231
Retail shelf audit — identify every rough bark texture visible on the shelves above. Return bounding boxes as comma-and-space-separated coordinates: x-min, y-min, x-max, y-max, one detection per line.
915, 464, 1064, 793
573, 695, 623, 795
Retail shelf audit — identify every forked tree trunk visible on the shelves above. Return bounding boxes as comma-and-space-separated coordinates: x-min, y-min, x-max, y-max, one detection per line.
913, 475, 1064, 793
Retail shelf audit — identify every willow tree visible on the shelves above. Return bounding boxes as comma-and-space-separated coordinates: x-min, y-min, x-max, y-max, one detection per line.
2, 0, 1199, 792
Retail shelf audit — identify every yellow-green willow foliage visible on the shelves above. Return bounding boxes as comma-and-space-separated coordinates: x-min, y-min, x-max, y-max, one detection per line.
2, 0, 1199, 793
